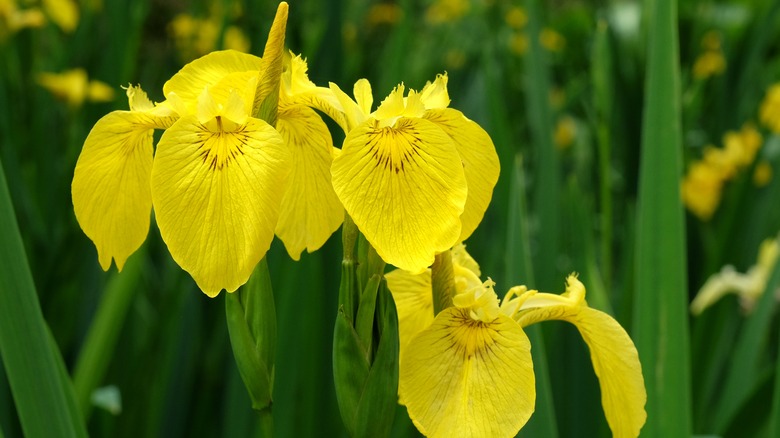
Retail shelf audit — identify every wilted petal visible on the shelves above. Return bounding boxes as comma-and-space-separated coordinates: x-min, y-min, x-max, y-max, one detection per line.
400, 308, 535, 438
275, 104, 343, 259
332, 117, 467, 272
424, 108, 499, 242
150, 116, 288, 296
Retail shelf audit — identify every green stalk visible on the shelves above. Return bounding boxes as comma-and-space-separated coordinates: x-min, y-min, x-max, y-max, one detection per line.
633, 0, 692, 435
524, 0, 560, 291
507, 155, 558, 438
0, 158, 87, 438
592, 19, 614, 291
72, 249, 144, 420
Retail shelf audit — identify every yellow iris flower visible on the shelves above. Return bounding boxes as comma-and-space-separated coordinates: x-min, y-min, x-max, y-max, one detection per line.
73, 45, 341, 296
387, 245, 647, 438
326, 75, 499, 273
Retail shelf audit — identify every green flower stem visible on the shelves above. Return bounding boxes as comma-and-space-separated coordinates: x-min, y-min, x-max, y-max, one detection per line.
225, 258, 276, 436
72, 249, 144, 420
431, 250, 456, 316
0, 158, 87, 438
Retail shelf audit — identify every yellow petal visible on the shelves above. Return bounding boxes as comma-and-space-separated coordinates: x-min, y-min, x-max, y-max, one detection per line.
385, 268, 434, 362
150, 116, 288, 297
451, 242, 480, 277
275, 104, 343, 260
424, 108, 500, 242
419, 73, 450, 109
72, 112, 155, 270
331, 117, 467, 272
163, 50, 263, 110
400, 308, 535, 438
518, 302, 646, 437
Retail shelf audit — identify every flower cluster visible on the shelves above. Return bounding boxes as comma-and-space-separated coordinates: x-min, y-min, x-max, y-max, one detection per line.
73, 3, 499, 296
682, 123, 764, 220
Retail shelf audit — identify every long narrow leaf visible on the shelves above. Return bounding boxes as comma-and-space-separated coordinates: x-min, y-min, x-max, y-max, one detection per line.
506, 155, 558, 438
633, 0, 692, 436
0, 158, 87, 438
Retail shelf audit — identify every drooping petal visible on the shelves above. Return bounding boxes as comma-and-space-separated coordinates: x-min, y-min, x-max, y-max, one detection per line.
72, 111, 161, 270
516, 278, 646, 438
400, 308, 535, 438
332, 117, 467, 273
150, 116, 288, 297
385, 268, 434, 361
163, 50, 263, 109
424, 108, 500, 242
275, 103, 343, 260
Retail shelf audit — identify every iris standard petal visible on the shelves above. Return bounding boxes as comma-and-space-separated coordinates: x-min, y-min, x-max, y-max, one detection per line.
385, 268, 434, 360
150, 116, 288, 297
423, 108, 499, 242
72, 111, 160, 271
162, 50, 263, 109
275, 103, 343, 260
332, 117, 467, 273
400, 308, 535, 438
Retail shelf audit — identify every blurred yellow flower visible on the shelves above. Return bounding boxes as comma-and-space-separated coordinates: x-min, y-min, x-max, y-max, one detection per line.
444, 48, 466, 69
701, 30, 722, 51
540, 27, 565, 52
691, 236, 779, 315
425, 0, 469, 25
505, 6, 527, 29
683, 123, 763, 220
388, 246, 647, 438
554, 115, 576, 150
367, 3, 402, 27
509, 32, 528, 55
760, 84, 780, 133
753, 160, 773, 187
681, 161, 724, 221
0, 0, 45, 36
693, 51, 726, 80
37, 68, 115, 107
223, 25, 250, 53
41, 0, 78, 32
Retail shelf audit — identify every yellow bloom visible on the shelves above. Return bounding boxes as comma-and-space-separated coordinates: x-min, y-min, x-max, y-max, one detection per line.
723, 123, 762, 168
692, 50, 725, 80
366, 3, 402, 27
509, 32, 528, 56
760, 84, 780, 134
37, 68, 115, 107
0, 0, 45, 36
691, 236, 779, 314
753, 160, 773, 187
681, 161, 724, 221
504, 6, 527, 29
540, 27, 565, 52
388, 248, 647, 438
329, 75, 500, 273
425, 0, 470, 25
76, 42, 342, 295
41, 0, 78, 33
223, 25, 250, 53
554, 115, 576, 150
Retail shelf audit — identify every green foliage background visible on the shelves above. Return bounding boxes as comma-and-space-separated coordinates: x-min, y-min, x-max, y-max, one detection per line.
2, 0, 780, 436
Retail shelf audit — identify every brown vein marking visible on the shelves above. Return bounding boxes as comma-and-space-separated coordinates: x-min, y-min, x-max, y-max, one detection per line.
197, 123, 248, 171
437, 310, 501, 360
366, 119, 423, 174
